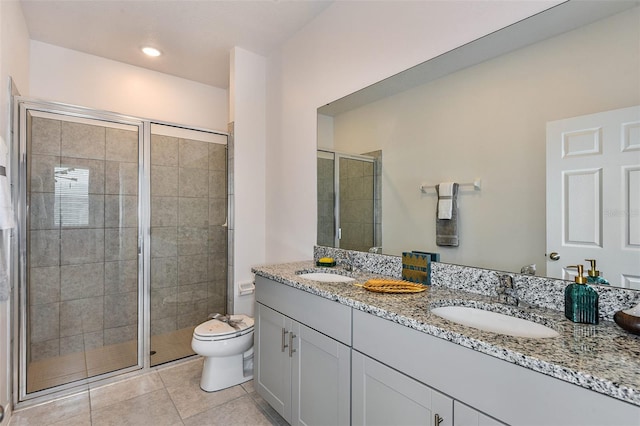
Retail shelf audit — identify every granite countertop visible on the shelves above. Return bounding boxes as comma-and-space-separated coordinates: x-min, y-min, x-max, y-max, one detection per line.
252, 261, 640, 408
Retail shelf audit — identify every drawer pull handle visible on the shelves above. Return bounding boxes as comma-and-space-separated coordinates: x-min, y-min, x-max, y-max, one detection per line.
435, 414, 444, 426
281, 328, 288, 352
289, 332, 296, 357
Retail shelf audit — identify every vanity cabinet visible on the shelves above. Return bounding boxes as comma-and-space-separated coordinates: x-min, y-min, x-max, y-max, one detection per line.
352, 308, 639, 426
255, 276, 351, 426
255, 274, 640, 426
352, 350, 453, 426
453, 402, 505, 426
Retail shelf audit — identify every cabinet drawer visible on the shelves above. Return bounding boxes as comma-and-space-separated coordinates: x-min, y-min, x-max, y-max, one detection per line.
255, 276, 352, 345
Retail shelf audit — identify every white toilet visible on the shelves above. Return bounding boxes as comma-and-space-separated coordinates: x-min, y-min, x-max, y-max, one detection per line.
191, 314, 254, 392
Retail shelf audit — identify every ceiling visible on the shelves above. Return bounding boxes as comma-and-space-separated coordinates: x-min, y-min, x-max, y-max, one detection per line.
20, 0, 334, 89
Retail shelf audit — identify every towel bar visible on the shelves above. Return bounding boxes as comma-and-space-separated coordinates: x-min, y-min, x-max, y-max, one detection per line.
420, 179, 481, 193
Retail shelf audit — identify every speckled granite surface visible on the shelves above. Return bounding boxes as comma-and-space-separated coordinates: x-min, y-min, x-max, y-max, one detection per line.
314, 246, 640, 321
252, 259, 640, 408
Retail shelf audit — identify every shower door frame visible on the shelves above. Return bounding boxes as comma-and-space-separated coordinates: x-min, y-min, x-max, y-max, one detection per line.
12, 98, 230, 405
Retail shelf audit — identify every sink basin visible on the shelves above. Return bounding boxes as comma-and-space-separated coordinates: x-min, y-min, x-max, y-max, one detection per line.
298, 272, 355, 283
430, 306, 559, 338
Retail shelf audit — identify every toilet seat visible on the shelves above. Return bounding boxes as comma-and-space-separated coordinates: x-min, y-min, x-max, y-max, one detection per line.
193, 314, 254, 341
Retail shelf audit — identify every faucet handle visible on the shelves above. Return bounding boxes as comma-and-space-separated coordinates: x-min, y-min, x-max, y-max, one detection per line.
498, 274, 514, 289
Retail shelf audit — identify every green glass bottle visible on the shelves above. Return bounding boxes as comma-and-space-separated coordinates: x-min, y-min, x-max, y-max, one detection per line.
585, 259, 609, 285
564, 264, 599, 325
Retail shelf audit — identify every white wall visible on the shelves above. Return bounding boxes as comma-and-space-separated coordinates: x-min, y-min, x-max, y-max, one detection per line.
0, 1, 30, 422
265, 0, 561, 263
316, 114, 334, 151
229, 47, 266, 316
29, 41, 228, 131
330, 8, 640, 275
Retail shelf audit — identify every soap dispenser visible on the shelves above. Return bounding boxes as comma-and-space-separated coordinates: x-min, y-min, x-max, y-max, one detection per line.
564, 264, 599, 324
585, 259, 609, 285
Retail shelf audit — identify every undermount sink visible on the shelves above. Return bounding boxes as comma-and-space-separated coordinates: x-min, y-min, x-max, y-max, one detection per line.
430, 306, 559, 338
297, 272, 355, 283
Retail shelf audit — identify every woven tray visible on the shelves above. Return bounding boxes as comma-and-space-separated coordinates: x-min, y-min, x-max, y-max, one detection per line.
357, 279, 427, 294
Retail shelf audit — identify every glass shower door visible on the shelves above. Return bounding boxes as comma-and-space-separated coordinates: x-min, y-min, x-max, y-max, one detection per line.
317, 151, 335, 247
149, 124, 228, 367
21, 107, 142, 396
317, 150, 380, 252
338, 155, 375, 252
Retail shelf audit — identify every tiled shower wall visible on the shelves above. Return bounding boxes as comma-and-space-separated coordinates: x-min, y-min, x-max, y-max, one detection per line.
149, 133, 227, 338
28, 116, 139, 362
339, 157, 375, 252
27, 115, 228, 363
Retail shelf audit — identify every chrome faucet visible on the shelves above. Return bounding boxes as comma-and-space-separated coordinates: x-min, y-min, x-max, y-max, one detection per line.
520, 264, 536, 276
344, 252, 358, 272
496, 274, 519, 306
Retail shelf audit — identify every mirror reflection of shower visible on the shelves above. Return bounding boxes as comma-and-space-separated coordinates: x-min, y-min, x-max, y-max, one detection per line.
317, 149, 381, 252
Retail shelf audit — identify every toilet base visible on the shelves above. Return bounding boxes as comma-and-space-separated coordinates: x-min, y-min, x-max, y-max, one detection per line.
200, 351, 253, 392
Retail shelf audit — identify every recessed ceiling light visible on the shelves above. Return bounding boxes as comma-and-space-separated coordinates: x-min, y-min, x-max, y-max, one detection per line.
142, 46, 161, 57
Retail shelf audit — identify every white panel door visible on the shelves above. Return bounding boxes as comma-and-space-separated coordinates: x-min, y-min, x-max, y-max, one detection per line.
546, 106, 640, 287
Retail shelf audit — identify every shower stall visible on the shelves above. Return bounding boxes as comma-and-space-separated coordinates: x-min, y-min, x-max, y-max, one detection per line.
317, 149, 381, 252
13, 99, 230, 402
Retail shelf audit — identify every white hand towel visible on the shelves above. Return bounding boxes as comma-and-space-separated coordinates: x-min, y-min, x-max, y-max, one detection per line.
437, 182, 455, 220
0, 254, 9, 302
0, 137, 13, 230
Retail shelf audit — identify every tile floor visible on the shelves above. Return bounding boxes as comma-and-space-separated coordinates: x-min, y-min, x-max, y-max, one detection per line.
28, 327, 196, 393
11, 358, 288, 426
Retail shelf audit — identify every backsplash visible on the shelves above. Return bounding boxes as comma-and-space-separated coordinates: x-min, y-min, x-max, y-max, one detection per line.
314, 246, 640, 321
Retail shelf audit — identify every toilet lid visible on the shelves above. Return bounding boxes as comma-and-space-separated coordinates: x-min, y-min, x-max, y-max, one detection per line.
194, 314, 254, 339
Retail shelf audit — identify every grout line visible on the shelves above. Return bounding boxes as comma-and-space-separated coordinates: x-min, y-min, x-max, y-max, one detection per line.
161, 377, 186, 423
167, 393, 187, 425
242, 384, 287, 426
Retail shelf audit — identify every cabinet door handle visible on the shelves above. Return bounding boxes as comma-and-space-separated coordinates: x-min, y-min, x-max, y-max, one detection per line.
435, 414, 444, 426
281, 328, 289, 352
289, 332, 296, 357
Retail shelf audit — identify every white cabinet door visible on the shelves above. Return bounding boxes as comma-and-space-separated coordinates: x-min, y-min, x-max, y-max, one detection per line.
352, 350, 453, 426
454, 401, 505, 426
291, 322, 351, 426
255, 303, 292, 423
256, 302, 351, 426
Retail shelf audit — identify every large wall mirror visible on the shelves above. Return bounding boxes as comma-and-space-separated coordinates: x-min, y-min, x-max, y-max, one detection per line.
317, 0, 640, 288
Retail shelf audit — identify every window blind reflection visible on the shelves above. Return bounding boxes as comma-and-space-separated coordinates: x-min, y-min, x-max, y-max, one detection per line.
54, 167, 89, 227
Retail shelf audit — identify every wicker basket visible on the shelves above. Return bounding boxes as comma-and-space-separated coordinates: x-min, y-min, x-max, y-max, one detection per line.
357, 279, 427, 294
